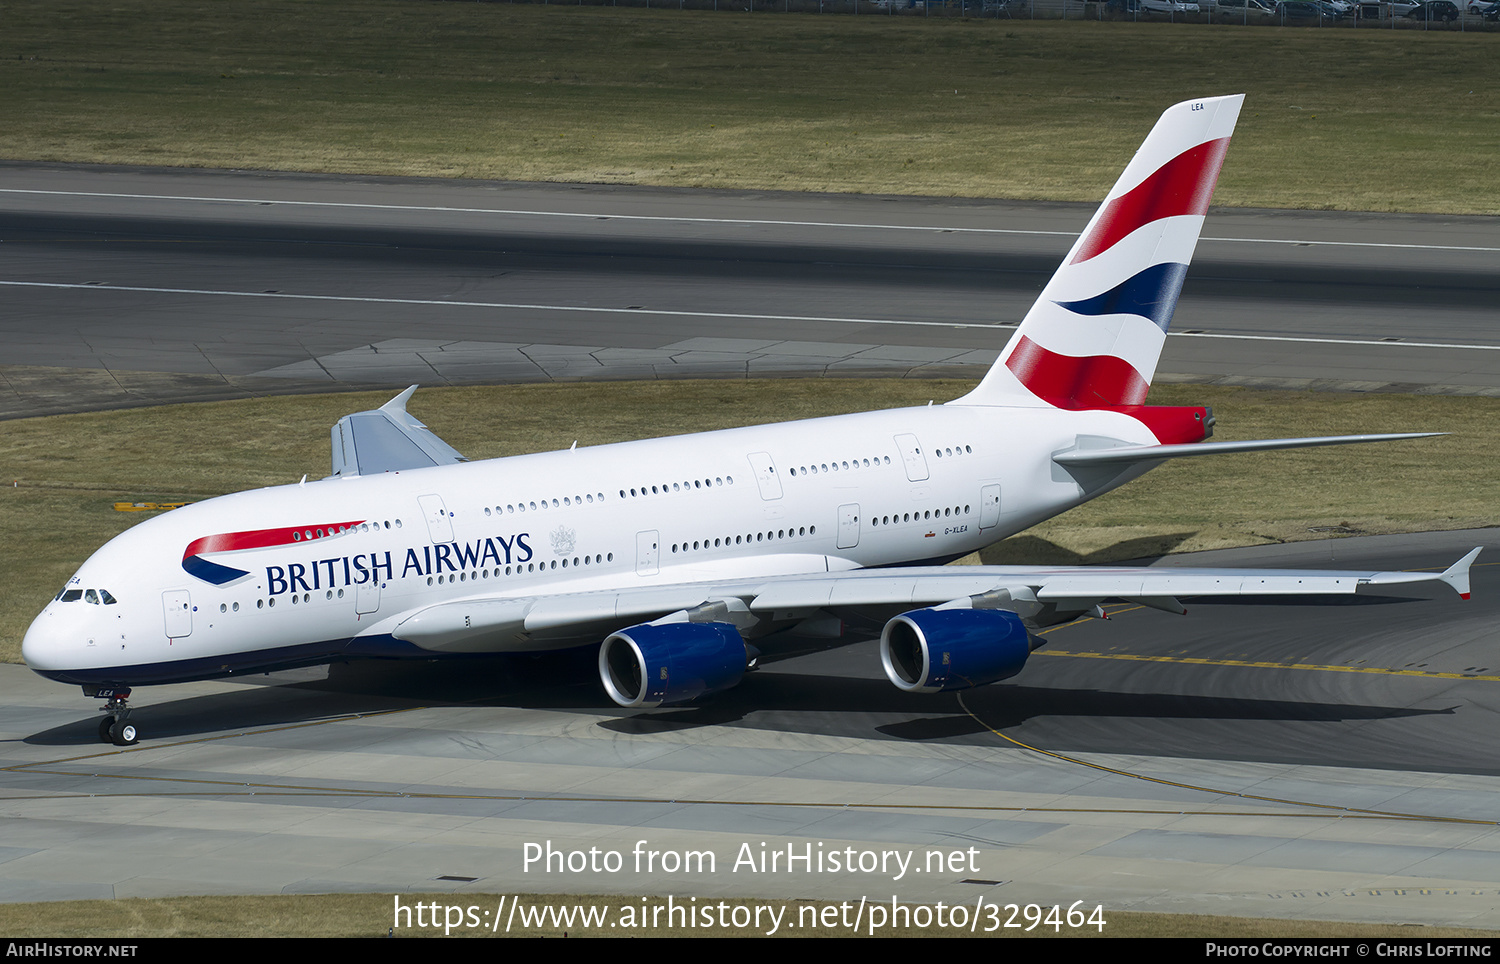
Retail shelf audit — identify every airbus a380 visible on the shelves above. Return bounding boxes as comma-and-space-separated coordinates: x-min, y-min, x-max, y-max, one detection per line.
24, 95, 1478, 746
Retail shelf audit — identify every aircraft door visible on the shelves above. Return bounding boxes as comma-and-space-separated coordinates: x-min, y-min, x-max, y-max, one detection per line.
837, 504, 860, 550
894, 434, 929, 482
356, 574, 382, 615
162, 590, 192, 638
636, 530, 660, 576
746, 452, 783, 501
418, 494, 454, 543
979, 484, 1001, 529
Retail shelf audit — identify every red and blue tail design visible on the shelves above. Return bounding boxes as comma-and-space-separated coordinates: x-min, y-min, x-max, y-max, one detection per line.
958, 95, 1242, 411
182, 521, 364, 585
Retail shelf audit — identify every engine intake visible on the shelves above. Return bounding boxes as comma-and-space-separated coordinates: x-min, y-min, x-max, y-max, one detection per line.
599, 621, 748, 708
880, 608, 1032, 694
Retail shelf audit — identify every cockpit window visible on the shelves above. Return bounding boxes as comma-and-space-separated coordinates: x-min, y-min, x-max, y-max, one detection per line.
54, 588, 117, 604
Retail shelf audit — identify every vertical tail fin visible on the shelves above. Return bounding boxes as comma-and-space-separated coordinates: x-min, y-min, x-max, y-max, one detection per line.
956, 95, 1243, 409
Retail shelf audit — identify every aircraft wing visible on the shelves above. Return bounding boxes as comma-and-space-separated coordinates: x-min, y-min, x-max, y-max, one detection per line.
377, 548, 1480, 654
329, 386, 468, 478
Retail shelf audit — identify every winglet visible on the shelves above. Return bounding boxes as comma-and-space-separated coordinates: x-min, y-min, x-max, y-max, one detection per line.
379, 384, 420, 417
329, 385, 468, 478
1440, 547, 1482, 600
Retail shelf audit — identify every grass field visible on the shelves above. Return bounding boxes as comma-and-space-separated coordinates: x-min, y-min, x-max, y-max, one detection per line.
2, 1, 1498, 211
2, 892, 1497, 938
3, 379, 1494, 663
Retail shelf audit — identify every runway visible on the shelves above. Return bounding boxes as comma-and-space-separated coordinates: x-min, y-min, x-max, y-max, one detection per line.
3, 165, 1499, 930
2, 163, 1500, 417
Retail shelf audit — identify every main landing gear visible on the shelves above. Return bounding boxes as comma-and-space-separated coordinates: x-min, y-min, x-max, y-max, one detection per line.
85, 686, 139, 746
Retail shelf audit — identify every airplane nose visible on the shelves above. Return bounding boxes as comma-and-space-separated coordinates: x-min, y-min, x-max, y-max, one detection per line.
21, 608, 63, 672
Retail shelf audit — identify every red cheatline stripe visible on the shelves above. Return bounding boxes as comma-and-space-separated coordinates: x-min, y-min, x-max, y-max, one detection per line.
183, 521, 365, 560
1070, 136, 1232, 266
1004, 336, 1149, 409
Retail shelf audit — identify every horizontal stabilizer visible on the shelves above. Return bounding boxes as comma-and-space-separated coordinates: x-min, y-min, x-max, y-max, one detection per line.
1053, 432, 1442, 467
329, 385, 468, 478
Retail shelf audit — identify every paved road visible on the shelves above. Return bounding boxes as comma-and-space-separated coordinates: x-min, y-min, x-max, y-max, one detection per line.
2, 163, 1498, 417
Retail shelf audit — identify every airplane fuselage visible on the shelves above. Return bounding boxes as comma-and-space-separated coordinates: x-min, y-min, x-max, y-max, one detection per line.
23, 400, 1160, 688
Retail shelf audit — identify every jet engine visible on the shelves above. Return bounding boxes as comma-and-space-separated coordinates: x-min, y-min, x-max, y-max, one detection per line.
599, 621, 748, 708
879, 607, 1035, 694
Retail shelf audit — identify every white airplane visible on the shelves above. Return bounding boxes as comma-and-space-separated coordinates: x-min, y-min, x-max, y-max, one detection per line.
23, 94, 1478, 746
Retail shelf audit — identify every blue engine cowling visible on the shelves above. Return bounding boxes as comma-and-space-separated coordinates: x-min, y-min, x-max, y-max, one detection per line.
879, 608, 1032, 694
598, 621, 748, 708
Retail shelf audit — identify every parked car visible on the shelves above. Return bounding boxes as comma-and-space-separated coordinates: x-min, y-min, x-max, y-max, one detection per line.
1140, 0, 1202, 10
1276, 0, 1344, 16
1404, 0, 1459, 17
1485, 1, 1500, 19
1214, 0, 1276, 15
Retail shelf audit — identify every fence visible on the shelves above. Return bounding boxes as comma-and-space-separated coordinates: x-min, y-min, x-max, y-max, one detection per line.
514, 0, 1497, 27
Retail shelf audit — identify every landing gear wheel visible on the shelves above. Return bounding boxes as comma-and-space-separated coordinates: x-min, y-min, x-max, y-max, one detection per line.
108, 720, 138, 746
90, 687, 137, 746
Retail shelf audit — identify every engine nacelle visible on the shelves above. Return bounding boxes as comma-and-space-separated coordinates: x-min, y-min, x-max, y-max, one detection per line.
599, 621, 748, 708
880, 608, 1032, 694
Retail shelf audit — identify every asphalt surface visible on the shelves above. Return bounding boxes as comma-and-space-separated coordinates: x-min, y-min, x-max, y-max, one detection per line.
2, 163, 1499, 417
2, 166, 1498, 929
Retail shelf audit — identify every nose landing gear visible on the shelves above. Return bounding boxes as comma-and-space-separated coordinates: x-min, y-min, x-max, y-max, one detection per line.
86, 686, 139, 746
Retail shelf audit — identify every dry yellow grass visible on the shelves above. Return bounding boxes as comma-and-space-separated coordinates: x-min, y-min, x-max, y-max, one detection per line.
1, 2, 1498, 211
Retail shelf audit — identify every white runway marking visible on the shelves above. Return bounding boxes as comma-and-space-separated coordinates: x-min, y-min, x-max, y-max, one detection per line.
3, 279, 1498, 351
4, 188, 1499, 253
0, 280, 1005, 331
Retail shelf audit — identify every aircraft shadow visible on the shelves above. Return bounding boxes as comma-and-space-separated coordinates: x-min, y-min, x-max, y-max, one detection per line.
24, 650, 603, 747
978, 532, 1199, 567
25, 646, 1473, 780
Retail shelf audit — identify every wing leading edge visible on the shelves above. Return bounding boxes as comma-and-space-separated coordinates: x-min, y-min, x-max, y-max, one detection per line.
380, 549, 1481, 654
